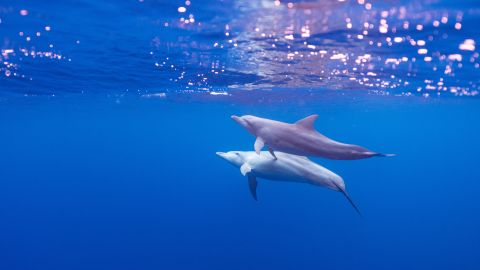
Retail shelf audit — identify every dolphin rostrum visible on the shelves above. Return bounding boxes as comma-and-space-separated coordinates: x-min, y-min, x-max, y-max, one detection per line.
216, 150, 361, 215
231, 114, 394, 160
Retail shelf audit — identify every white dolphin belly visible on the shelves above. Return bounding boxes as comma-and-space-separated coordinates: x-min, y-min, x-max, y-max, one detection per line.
216, 150, 361, 215
245, 151, 341, 190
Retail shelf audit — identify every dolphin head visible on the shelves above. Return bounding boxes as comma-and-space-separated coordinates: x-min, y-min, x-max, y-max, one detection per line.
231, 115, 260, 135
216, 151, 246, 167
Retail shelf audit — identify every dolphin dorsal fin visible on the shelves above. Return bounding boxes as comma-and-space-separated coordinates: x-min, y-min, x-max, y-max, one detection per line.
295, 114, 318, 130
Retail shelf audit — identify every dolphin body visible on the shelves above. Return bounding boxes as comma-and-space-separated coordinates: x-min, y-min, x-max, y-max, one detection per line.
216, 150, 361, 215
231, 114, 394, 160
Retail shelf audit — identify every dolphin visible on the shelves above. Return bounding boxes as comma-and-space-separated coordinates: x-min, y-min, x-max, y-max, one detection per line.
231, 114, 394, 160
216, 150, 361, 215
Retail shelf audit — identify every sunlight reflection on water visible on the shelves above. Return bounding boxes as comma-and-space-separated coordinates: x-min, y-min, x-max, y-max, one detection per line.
0, 0, 479, 97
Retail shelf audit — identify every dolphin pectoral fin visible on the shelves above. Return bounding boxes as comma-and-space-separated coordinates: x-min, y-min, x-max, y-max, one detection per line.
268, 147, 277, 160
333, 183, 362, 216
254, 137, 265, 154
295, 114, 319, 130
240, 163, 252, 176
247, 174, 258, 201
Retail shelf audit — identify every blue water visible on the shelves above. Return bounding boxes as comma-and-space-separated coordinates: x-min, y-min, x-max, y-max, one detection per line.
1, 1, 480, 269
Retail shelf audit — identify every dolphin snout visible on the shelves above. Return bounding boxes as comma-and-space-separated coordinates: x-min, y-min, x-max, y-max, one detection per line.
216, 151, 227, 158
231, 115, 241, 123
231, 115, 248, 128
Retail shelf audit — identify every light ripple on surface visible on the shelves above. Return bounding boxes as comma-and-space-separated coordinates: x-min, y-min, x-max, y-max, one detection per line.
0, 0, 479, 97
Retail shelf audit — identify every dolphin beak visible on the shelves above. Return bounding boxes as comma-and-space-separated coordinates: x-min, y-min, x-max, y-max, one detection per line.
231, 115, 246, 127
231, 115, 241, 122
216, 151, 227, 158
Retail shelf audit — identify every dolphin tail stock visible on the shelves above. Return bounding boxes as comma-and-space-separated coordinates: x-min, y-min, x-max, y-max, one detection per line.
333, 183, 362, 216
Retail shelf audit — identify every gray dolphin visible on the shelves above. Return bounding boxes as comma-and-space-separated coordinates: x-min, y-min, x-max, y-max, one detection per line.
231, 114, 394, 160
216, 150, 361, 215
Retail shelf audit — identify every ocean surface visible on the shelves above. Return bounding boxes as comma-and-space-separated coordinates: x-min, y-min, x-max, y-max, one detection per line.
1, 0, 480, 269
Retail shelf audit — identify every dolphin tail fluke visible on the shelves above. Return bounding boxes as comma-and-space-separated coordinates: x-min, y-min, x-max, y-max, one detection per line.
333, 183, 362, 216
376, 153, 396, 157
341, 190, 362, 217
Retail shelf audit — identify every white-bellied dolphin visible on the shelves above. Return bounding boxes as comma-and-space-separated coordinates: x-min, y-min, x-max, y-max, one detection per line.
231, 114, 394, 160
216, 150, 361, 215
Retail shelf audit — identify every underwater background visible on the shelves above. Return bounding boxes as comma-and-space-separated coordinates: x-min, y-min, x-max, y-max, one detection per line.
1, 0, 480, 269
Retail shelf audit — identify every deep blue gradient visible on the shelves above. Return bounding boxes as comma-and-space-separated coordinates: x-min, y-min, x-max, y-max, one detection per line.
1, 95, 480, 270
1, 0, 480, 269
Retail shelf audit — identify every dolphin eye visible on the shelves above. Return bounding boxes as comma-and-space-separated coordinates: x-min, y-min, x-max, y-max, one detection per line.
235, 152, 240, 155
